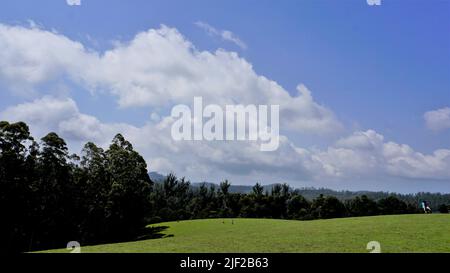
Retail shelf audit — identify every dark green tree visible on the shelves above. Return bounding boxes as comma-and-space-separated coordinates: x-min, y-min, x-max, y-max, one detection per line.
77, 142, 110, 244
346, 195, 378, 217
377, 196, 408, 215
104, 134, 153, 241
218, 180, 233, 217
287, 194, 310, 219
311, 195, 346, 219
438, 204, 449, 214
0, 121, 34, 252
31, 132, 76, 250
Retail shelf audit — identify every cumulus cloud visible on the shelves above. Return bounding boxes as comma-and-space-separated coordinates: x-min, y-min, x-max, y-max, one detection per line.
1, 23, 450, 189
0, 96, 317, 181
424, 107, 450, 132
0, 23, 341, 135
315, 130, 450, 180
2, 97, 450, 183
195, 21, 247, 49
0, 96, 133, 145
0, 24, 96, 93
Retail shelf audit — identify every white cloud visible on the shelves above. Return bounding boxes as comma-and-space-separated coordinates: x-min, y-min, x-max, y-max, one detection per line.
0, 23, 341, 135
66, 0, 81, 6
315, 130, 450, 180
382, 142, 450, 179
0, 96, 316, 180
0, 24, 96, 94
424, 107, 450, 132
1, 23, 450, 189
0, 96, 133, 145
335, 129, 384, 150
3, 97, 449, 183
195, 21, 247, 49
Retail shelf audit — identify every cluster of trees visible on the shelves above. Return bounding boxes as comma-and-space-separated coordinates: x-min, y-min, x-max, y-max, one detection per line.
180, 181, 450, 208
292, 188, 450, 210
0, 121, 152, 253
148, 176, 421, 223
438, 204, 450, 214
0, 121, 444, 253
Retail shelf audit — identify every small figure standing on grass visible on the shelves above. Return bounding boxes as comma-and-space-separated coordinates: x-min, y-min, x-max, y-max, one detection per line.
421, 201, 432, 214
425, 201, 432, 214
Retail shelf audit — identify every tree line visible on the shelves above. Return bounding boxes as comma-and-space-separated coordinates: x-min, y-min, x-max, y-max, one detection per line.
0, 121, 445, 253
153, 174, 450, 211
149, 175, 421, 223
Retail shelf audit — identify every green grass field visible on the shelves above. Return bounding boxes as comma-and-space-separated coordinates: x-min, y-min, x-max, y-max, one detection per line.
42, 214, 450, 253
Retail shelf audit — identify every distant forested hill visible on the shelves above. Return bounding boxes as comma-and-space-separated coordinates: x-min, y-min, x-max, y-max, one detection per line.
149, 172, 450, 206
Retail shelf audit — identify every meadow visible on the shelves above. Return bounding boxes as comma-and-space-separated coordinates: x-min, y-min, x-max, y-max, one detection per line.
42, 214, 450, 253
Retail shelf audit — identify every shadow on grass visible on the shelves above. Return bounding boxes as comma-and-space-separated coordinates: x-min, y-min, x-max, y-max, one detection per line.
135, 225, 174, 241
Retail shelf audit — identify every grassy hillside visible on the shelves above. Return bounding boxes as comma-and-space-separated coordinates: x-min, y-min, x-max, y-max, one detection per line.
42, 215, 450, 253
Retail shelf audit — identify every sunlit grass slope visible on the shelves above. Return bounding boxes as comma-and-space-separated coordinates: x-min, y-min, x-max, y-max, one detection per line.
42, 215, 450, 253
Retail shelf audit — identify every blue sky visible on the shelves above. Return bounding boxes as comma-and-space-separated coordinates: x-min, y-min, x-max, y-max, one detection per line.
0, 0, 449, 193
